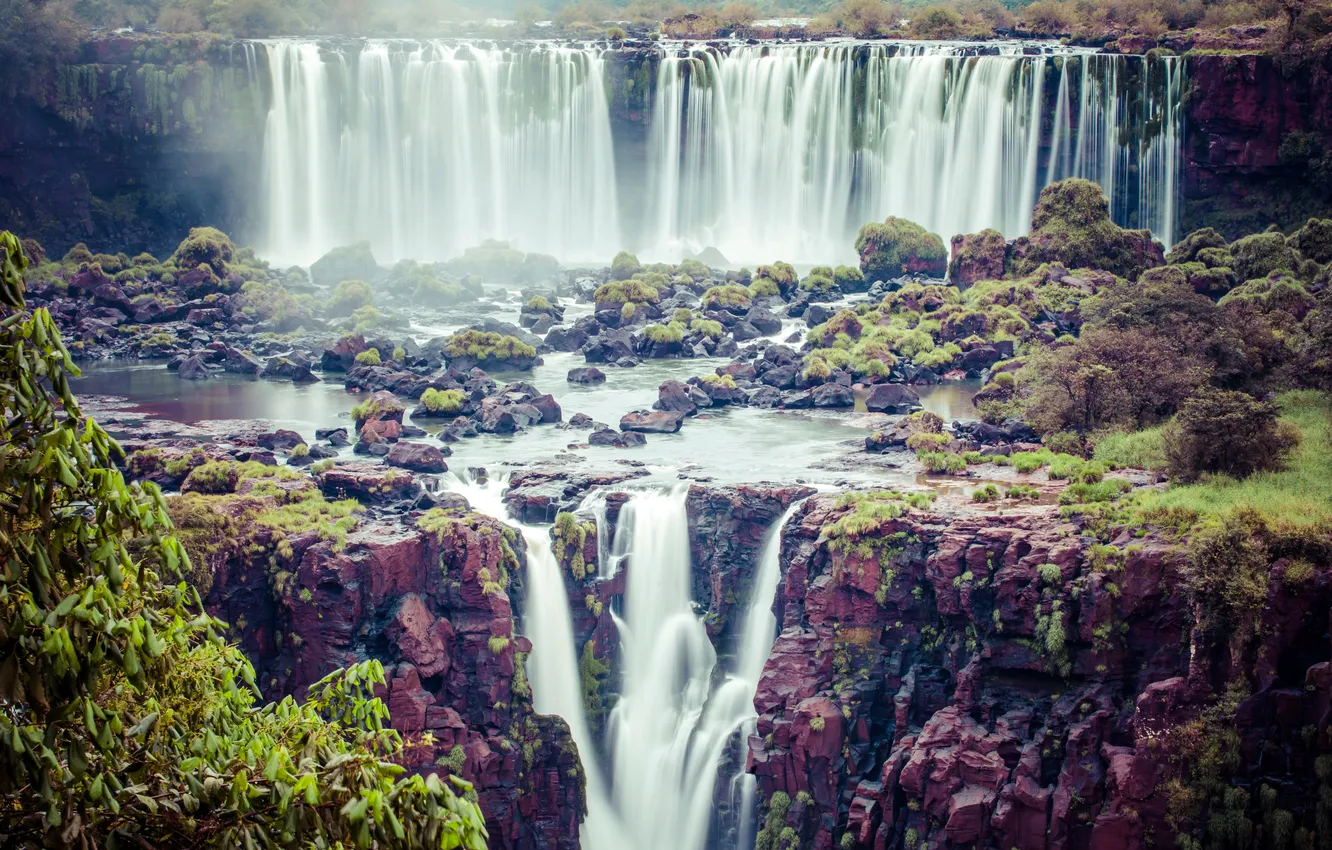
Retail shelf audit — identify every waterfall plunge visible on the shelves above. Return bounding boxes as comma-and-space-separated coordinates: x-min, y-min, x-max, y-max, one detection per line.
260, 41, 622, 266
444, 472, 802, 850
643, 45, 1185, 264
600, 490, 802, 850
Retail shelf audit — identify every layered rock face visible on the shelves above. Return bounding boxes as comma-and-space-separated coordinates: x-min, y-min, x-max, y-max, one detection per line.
201, 507, 584, 850
748, 496, 1331, 850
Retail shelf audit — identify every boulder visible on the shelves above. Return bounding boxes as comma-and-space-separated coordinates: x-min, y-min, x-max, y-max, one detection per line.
811, 383, 855, 408
386, 442, 449, 474
177, 355, 212, 381
657, 380, 709, 415
864, 383, 921, 414
620, 410, 686, 434
258, 429, 305, 451
589, 428, 648, 448
568, 366, 606, 384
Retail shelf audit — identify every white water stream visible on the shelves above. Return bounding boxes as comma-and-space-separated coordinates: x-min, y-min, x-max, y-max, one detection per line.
443, 471, 802, 849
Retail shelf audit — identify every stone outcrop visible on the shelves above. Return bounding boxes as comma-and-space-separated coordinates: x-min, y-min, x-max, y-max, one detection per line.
202, 507, 585, 850
746, 495, 1332, 850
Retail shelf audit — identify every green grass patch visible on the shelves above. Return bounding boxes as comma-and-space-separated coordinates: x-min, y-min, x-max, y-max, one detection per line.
1131, 391, 1332, 528
1093, 426, 1167, 471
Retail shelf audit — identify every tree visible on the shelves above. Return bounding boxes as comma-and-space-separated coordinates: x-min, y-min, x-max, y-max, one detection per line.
0, 232, 490, 849
1162, 388, 1301, 481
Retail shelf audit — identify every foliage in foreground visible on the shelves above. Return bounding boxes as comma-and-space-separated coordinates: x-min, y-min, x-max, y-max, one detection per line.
0, 232, 489, 849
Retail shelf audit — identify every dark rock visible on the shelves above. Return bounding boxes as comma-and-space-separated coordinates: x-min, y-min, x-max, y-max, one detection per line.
317, 427, 350, 447
589, 428, 647, 448
568, 366, 606, 384
620, 410, 686, 433
258, 429, 305, 451
811, 383, 855, 408
865, 383, 921, 414
529, 394, 562, 424
657, 379, 708, 415
746, 306, 783, 335
177, 355, 212, 381
386, 442, 449, 474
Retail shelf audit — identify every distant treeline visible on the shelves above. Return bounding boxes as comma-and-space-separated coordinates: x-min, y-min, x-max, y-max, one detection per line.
2, 0, 1330, 83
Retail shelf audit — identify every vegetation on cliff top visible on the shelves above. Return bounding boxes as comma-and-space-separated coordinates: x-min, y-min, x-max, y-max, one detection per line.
0, 232, 490, 848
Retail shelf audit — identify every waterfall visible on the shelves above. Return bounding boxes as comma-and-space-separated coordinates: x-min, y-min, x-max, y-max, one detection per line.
443, 472, 802, 849
258, 40, 622, 266
600, 490, 802, 850
255, 39, 1184, 270
643, 44, 1185, 264
439, 472, 624, 847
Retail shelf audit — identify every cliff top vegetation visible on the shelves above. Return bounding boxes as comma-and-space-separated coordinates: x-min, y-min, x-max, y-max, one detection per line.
6, 0, 1330, 53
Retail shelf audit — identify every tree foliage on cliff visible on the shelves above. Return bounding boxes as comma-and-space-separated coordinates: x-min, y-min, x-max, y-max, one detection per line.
0, 231, 489, 849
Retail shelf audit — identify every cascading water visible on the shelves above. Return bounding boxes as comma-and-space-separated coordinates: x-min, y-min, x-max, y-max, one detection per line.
643, 44, 1185, 264
600, 490, 803, 850
259, 40, 622, 266
257, 40, 1184, 267
445, 470, 803, 850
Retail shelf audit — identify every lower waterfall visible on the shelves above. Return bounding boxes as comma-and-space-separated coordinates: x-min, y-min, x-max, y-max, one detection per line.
445, 472, 802, 849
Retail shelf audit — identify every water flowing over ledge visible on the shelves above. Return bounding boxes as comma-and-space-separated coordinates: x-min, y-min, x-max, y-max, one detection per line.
255, 40, 1183, 267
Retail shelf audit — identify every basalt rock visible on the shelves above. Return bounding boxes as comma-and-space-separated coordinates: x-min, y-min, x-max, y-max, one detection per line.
864, 383, 921, 414
620, 409, 686, 433
200, 506, 583, 849
746, 496, 1332, 850
386, 441, 449, 474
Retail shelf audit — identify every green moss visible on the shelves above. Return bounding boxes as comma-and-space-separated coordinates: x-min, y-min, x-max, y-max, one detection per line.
354, 348, 381, 366
525, 295, 552, 311
690, 318, 723, 339
326, 279, 372, 316
611, 251, 642, 280
443, 330, 537, 362
421, 388, 466, 414
748, 277, 780, 297
1007, 179, 1162, 280
170, 226, 234, 271
702, 284, 752, 309
644, 322, 685, 344
855, 216, 947, 280
594, 277, 659, 306
1229, 231, 1299, 281
701, 373, 737, 389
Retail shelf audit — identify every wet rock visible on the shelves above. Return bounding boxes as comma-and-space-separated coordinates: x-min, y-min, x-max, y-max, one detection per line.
589, 428, 647, 448
620, 410, 686, 433
220, 345, 263, 376
317, 427, 350, 447
263, 356, 319, 383
811, 383, 855, 408
529, 394, 563, 424
657, 379, 709, 415
746, 306, 783, 335
864, 383, 921, 414
315, 461, 418, 503
258, 429, 305, 451
177, 354, 212, 381
386, 441, 449, 474
568, 366, 606, 384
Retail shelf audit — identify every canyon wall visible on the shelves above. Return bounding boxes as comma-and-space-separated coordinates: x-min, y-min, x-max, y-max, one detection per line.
4, 39, 1331, 259
744, 495, 1331, 850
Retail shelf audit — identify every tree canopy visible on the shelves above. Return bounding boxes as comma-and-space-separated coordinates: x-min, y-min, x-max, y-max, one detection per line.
0, 230, 490, 849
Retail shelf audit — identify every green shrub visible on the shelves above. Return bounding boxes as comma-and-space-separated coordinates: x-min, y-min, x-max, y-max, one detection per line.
526, 295, 552, 311
1011, 450, 1054, 474
677, 258, 710, 281
834, 265, 865, 290
918, 451, 966, 474
1163, 388, 1301, 482
421, 387, 466, 414
972, 483, 1000, 503
1046, 453, 1086, 480
170, 226, 234, 270
748, 277, 780, 297
354, 348, 381, 366
1006, 483, 1040, 500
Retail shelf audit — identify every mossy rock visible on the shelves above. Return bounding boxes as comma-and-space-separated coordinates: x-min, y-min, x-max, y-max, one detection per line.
856, 216, 948, 281
311, 241, 380, 288
171, 226, 234, 271
1006, 179, 1164, 281
1166, 227, 1228, 265
1218, 271, 1317, 319
443, 330, 539, 371
610, 251, 642, 281
1230, 231, 1300, 282
1290, 217, 1332, 265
